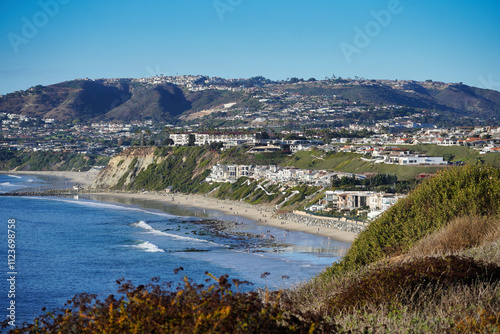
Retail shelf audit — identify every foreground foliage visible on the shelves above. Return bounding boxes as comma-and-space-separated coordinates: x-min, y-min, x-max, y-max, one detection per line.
5, 272, 338, 334
329, 255, 500, 312
323, 165, 500, 277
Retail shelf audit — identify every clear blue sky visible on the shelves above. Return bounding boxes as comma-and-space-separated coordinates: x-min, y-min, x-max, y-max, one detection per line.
1, 0, 499, 95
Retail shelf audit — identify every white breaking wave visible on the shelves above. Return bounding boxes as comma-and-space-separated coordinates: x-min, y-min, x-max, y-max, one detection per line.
131, 241, 165, 253
132, 221, 227, 247
7, 175, 22, 179
0, 182, 16, 187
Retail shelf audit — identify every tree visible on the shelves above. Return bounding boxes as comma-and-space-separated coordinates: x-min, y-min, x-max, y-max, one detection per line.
256, 131, 269, 140
163, 138, 174, 146
188, 134, 196, 146
442, 153, 455, 162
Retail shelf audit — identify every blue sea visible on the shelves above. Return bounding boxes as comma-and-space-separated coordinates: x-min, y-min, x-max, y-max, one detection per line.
0, 174, 350, 327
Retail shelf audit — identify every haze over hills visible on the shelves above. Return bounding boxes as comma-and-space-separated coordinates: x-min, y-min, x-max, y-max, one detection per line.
1, 76, 500, 124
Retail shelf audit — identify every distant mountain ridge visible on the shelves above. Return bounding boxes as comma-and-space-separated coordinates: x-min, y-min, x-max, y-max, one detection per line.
0, 79, 244, 122
1, 77, 499, 123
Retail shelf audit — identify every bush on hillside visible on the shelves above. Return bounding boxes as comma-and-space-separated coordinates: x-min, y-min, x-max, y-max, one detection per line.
409, 215, 500, 257
328, 256, 500, 312
6, 273, 340, 333
323, 165, 500, 277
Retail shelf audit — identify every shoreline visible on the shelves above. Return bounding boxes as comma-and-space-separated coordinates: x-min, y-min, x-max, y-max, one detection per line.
89, 192, 358, 243
3, 170, 358, 243
0, 170, 99, 188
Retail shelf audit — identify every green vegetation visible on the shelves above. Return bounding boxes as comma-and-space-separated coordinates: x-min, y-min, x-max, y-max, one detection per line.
221, 146, 289, 166
328, 256, 500, 312
332, 173, 418, 193
6, 273, 338, 333
7, 162, 500, 333
0, 149, 109, 171
323, 164, 500, 276
122, 146, 219, 193
282, 150, 445, 180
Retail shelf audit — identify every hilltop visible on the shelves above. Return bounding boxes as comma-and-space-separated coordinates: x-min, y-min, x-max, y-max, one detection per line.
0, 78, 245, 123
1, 76, 500, 125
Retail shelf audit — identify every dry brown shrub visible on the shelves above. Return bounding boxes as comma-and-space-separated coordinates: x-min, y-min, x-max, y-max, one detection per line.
410, 215, 500, 257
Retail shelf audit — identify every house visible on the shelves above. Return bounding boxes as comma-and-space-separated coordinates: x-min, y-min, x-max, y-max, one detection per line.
247, 145, 281, 153
463, 137, 487, 147
384, 155, 446, 165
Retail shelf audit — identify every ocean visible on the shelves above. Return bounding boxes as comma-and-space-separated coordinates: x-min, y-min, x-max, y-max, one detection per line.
0, 174, 350, 326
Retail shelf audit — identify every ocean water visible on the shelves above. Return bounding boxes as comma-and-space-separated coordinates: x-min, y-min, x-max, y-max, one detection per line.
0, 174, 350, 326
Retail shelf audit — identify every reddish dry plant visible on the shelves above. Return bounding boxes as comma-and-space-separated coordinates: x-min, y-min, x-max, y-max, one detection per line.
328, 256, 500, 313
4, 272, 341, 333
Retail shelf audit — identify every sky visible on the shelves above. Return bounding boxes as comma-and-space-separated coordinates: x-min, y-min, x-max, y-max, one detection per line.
0, 0, 499, 95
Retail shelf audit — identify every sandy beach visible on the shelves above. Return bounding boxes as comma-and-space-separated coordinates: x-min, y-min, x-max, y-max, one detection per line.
3, 170, 358, 243
90, 192, 358, 243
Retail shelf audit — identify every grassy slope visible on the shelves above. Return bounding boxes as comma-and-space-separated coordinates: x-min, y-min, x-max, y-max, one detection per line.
0, 149, 110, 171
282, 150, 444, 179
322, 164, 500, 277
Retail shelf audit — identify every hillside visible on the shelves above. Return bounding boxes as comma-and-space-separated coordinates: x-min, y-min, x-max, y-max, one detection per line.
0, 79, 246, 122
11, 165, 500, 333
2, 78, 500, 123
323, 165, 500, 275
92, 146, 221, 193
0, 149, 109, 171
288, 80, 500, 118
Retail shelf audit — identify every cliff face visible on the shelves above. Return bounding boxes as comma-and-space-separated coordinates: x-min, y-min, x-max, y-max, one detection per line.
91, 147, 160, 189
91, 146, 221, 191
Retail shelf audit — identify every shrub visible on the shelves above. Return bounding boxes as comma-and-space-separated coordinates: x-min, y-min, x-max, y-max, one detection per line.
453, 308, 500, 333
323, 165, 500, 277
7, 273, 340, 333
410, 215, 500, 257
328, 256, 500, 313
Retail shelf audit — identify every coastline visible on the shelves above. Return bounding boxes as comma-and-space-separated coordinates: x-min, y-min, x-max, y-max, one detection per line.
89, 192, 358, 243
2, 170, 358, 243
1, 170, 99, 188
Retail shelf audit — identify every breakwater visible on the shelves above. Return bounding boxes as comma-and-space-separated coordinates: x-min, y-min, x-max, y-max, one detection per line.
278, 212, 366, 234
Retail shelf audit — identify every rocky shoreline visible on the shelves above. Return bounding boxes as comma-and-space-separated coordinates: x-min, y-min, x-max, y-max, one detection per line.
189, 218, 290, 251
277, 213, 366, 234
0, 189, 79, 197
